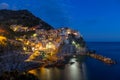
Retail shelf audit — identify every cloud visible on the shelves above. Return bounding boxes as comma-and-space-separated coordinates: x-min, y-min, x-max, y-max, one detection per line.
0, 3, 9, 9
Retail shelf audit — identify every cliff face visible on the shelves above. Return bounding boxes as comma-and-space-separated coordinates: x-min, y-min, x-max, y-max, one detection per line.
0, 9, 53, 30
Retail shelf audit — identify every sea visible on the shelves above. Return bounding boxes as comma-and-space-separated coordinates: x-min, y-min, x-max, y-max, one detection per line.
86, 42, 120, 80
29, 42, 120, 80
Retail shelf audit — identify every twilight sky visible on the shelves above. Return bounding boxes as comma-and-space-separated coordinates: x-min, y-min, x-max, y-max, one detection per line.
0, 0, 120, 41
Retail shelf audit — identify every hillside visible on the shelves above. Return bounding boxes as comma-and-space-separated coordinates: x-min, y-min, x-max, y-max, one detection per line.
0, 9, 87, 75
0, 9, 54, 38
0, 9, 53, 30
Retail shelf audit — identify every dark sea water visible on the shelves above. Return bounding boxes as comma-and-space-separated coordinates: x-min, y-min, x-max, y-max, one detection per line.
86, 42, 120, 80
29, 57, 87, 80
29, 42, 120, 80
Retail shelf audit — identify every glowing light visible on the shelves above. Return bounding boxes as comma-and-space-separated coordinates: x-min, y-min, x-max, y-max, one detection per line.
72, 41, 76, 45
67, 29, 71, 34
67, 31, 71, 34
73, 32, 78, 36
46, 42, 56, 50
33, 34, 37, 37
32, 47, 35, 52
0, 36, 6, 40
16, 38, 23, 41
14, 27, 17, 31
0, 36, 7, 46
23, 47, 27, 51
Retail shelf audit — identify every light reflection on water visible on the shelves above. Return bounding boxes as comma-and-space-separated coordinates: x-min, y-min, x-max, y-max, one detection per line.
29, 58, 87, 80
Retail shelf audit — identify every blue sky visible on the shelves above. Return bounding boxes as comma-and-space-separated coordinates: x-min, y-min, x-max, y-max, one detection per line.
0, 0, 120, 41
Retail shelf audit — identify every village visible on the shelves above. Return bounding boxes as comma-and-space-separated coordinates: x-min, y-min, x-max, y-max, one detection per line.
0, 24, 86, 63
0, 24, 116, 66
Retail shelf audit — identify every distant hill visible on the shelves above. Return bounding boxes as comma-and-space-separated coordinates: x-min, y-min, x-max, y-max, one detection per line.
0, 9, 53, 30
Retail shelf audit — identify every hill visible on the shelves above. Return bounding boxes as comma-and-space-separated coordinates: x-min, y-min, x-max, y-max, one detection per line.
0, 9, 53, 30
0, 9, 54, 38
